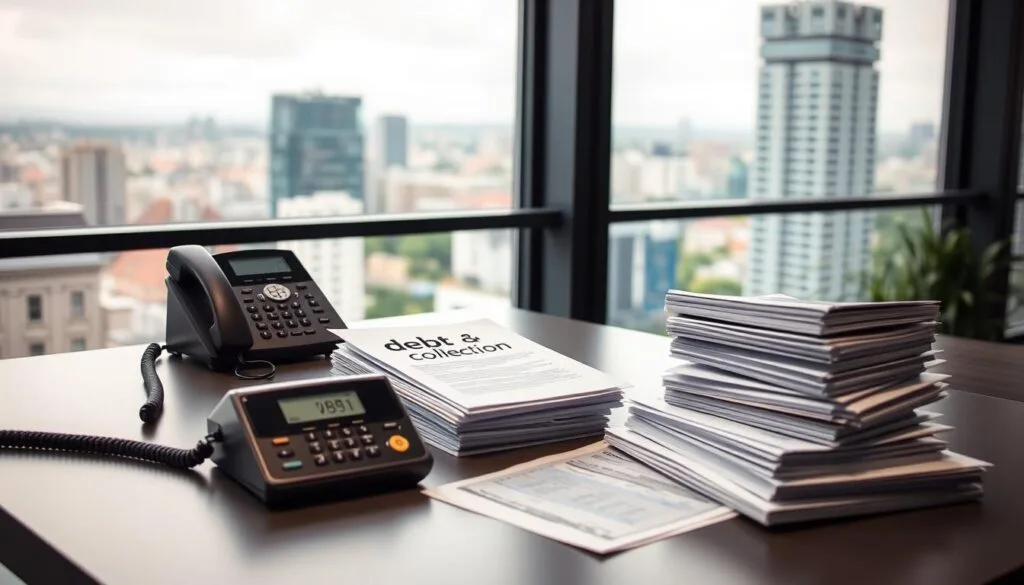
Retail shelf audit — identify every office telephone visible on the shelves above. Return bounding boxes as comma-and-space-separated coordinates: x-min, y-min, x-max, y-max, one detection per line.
0, 246, 434, 507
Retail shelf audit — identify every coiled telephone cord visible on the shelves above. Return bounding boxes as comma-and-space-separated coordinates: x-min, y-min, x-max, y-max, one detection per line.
0, 430, 218, 469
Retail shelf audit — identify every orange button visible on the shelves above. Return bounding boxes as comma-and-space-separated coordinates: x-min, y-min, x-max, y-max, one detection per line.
388, 435, 410, 453
271, 437, 290, 446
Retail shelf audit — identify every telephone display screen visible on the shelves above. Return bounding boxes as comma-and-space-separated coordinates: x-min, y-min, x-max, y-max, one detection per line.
277, 391, 367, 423
228, 255, 292, 276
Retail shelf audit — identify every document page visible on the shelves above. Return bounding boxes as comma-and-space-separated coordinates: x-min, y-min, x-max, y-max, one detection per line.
331, 318, 626, 409
423, 442, 735, 554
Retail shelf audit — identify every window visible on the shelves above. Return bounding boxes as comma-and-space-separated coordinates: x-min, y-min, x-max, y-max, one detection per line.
613, 0, 948, 206
12, 231, 513, 356
0, 1, 518, 227
27, 295, 42, 322
70, 291, 86, 319
29, 343, 45, 356
607, 208, 934, 334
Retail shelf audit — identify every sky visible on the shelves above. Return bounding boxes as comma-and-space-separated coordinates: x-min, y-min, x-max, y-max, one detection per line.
0, 0, 949, 133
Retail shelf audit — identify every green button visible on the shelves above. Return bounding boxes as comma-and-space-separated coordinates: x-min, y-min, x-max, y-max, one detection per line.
282, 460, 303, 471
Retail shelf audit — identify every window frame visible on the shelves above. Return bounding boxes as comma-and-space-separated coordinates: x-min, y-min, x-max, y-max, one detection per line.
0, 0, 1020, 340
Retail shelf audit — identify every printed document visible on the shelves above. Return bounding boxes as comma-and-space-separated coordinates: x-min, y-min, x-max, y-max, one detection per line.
423, 442, 735, 554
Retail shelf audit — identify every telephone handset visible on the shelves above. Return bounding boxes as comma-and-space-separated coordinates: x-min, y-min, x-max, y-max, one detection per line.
0, 247, 434, 507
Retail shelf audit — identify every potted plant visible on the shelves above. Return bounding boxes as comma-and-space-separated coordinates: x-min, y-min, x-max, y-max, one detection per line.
862, 208, 1024, 341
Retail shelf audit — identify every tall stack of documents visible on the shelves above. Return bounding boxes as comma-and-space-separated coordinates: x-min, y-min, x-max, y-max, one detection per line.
329, 318, 624, 456
606, 291, 991, 526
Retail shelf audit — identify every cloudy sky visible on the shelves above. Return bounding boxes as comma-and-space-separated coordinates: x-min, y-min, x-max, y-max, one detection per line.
0, 0, 948, 132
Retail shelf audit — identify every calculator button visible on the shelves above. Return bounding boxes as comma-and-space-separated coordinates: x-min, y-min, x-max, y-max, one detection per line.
276, 331, 288, 338
327, 439, 342, 450
304, 329, 316, 335
281, 311, 292, 319
314, 454, 328, 467
246, 305, 258, 313
250, 314, 262, 321
295, 309, 306, 317
256, 323, 269, 330
305, 432, 317, 442
324, 429, 337, 439
300, 318, 311, 327
260, 331, 273, 340
357, 425, 370, 434
286, 320, 298, 328
331, 451, 345, 463
388, 435, 410, 453
340, 428, 353, 437
383, 422, 399, 430
277, 449, 294, 458
318, 317, 330, 324
310, 442, 323, 454
272, 321, 284, 329
282, 460, 303, 471
360, 434, 375, 446
272, 437, 290, 446
312, 308, 325, 314
347, 448, 363, 460
343, 437, 358, 449
366, 445, 381, 458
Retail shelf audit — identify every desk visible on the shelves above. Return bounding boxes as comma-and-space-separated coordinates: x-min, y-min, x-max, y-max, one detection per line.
1, 309, 1023, 585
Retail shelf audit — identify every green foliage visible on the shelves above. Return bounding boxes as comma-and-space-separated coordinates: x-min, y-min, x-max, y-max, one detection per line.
365, 234, 452, 281
690, 276, 742, 296
365, 286, 433, 319
863, 208, 1023, 340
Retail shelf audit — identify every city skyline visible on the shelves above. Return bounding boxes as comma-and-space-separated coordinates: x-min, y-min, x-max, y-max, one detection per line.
0, 0, 946, 132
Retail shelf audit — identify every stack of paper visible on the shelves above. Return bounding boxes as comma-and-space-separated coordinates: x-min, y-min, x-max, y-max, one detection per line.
605, 291, 991, 526
329, 318, 625, 456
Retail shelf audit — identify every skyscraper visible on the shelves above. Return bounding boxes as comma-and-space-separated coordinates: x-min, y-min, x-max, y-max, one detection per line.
269, 92, 364, 217
60, 140, 126, 226
745, 1, 883, 300
376, 115, 409, 170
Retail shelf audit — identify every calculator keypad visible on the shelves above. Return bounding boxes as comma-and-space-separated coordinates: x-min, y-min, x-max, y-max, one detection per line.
264, 421, 410, 476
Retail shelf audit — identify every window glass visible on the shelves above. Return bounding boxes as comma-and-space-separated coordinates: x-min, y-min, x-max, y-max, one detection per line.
607, 207, 935, 334
612, 0, 948, 308
0, 1, 517, 227
0, 231, 512, 358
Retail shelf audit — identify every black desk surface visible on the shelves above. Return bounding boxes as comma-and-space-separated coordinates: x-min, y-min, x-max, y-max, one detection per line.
1, 309, 1023, 585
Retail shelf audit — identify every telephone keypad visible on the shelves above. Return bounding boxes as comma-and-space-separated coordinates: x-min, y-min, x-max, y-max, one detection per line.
276, 331, 288, 338
281, 311, 292, 318
295, 309, 306, 317
286, 320, 297, 328
251, 314, 262, 321
277, 303, 288, 310
272, 322, 284, 329
300, 318, 312, 327
246, 305, 258, 313
260, 331, 273, 340
263, 304, 274, 312
256, 323, 269, 330
268, 313, 279, 321
291, 301, 301, 308
244, 283, 335, 344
